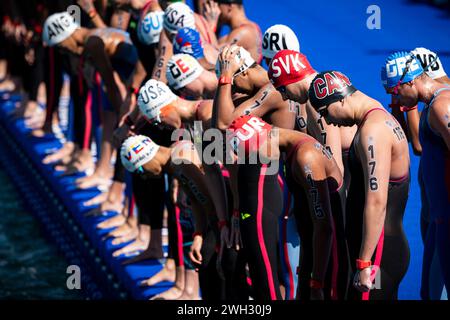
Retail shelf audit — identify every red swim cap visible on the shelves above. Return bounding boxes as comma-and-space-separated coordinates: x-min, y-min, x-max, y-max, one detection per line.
228, 115, 272, 155
268, 50, 316, 88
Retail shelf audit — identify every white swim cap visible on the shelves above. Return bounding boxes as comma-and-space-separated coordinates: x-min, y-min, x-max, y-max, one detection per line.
137, 79, 178, 122
163, 2, 196, 35
262, 24, 300, 60
166, 54, 204, 90
138, 10, 165, 45
411, 47, 447, 80
121, 135, 160, 172
215, 46, 256, 78
43, 12, 79, 47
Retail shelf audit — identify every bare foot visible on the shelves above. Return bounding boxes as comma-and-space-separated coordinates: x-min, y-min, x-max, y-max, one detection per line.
76, 171, 112, 190
83, 192, 107, 207
87, 198, 122, 216
31, 129, 45, 137
176, 270, 201, 300
85, 182, 125, 217
176, 292, 201, 300
25, 113, 45, 130
121, 247, 160, 265
103, 221, 134, 240
58, 153, 76, 166
30, 127, 48, 137
0, 79, 15, 92
112, 234, 147, 257
96, 214, 126, 230
56, 151, 94, 174
140, 259, 176, 287
43, 142, 75, 165
150, 285, 183, 300
122, 227, 161, 265
103, 216, 137, 241
23, 101, 42, 118
10, 100, 38, 119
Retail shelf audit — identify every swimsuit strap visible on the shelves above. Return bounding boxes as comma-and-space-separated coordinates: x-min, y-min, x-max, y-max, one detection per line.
360, 107, 386, 125
429, 86, 450, 107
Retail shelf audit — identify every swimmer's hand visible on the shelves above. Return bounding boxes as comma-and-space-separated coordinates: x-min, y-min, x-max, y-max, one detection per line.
217, 45, 244, 78
120, 92, 136, 119
220, 224, 231, 249
189, 234, 203, 270
229, 210, 243, 251
216, 225, 231, 280
353, 268, 373, 293
203, 0, 220, 30
77, 0, 95, 13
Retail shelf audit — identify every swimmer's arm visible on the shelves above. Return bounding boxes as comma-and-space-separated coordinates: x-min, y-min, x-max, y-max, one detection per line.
177, 148, 228, 227
196, 14, 218, 47
85, 36, 123, 114
267, 98, 296, 129
203, 163, 229, 225
429, 98, 450, 150
212, 73, 234, 131
151, 32, 172, 83
129, 59, 147, 92
219, 88, 278, 128
189, 197, 208, 236
90, 14, 107, 28
77, 0, 108, 28
118, 59, 147, 118
225, 163, 240, 211
358, 129, 390, 263
218, 34, 229, 45
306, 103, 344, 175
405, 108, 422, 155
131, 115, 149, 132
390, 98, 422, 155
389, 97, 409, 141
294, 150, 334, 284
323, 126, 343, 175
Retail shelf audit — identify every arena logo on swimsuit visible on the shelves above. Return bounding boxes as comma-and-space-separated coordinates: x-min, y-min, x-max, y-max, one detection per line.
386, 56, 421, 78
312, 71, 352, 99
270, 53, 306, 78
262, 32, 287, 52
46, 15, 73, 40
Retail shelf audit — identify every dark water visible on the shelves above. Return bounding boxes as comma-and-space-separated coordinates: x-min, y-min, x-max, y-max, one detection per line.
0, 168, 82, 299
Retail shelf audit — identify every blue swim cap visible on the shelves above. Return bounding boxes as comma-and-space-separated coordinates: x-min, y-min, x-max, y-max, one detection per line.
381, 51, 424, 88
173, 27, 204, 59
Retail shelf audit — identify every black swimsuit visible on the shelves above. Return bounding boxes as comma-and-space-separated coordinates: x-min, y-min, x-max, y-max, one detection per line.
346, 109, 410, 300
285, 138, 350, 300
